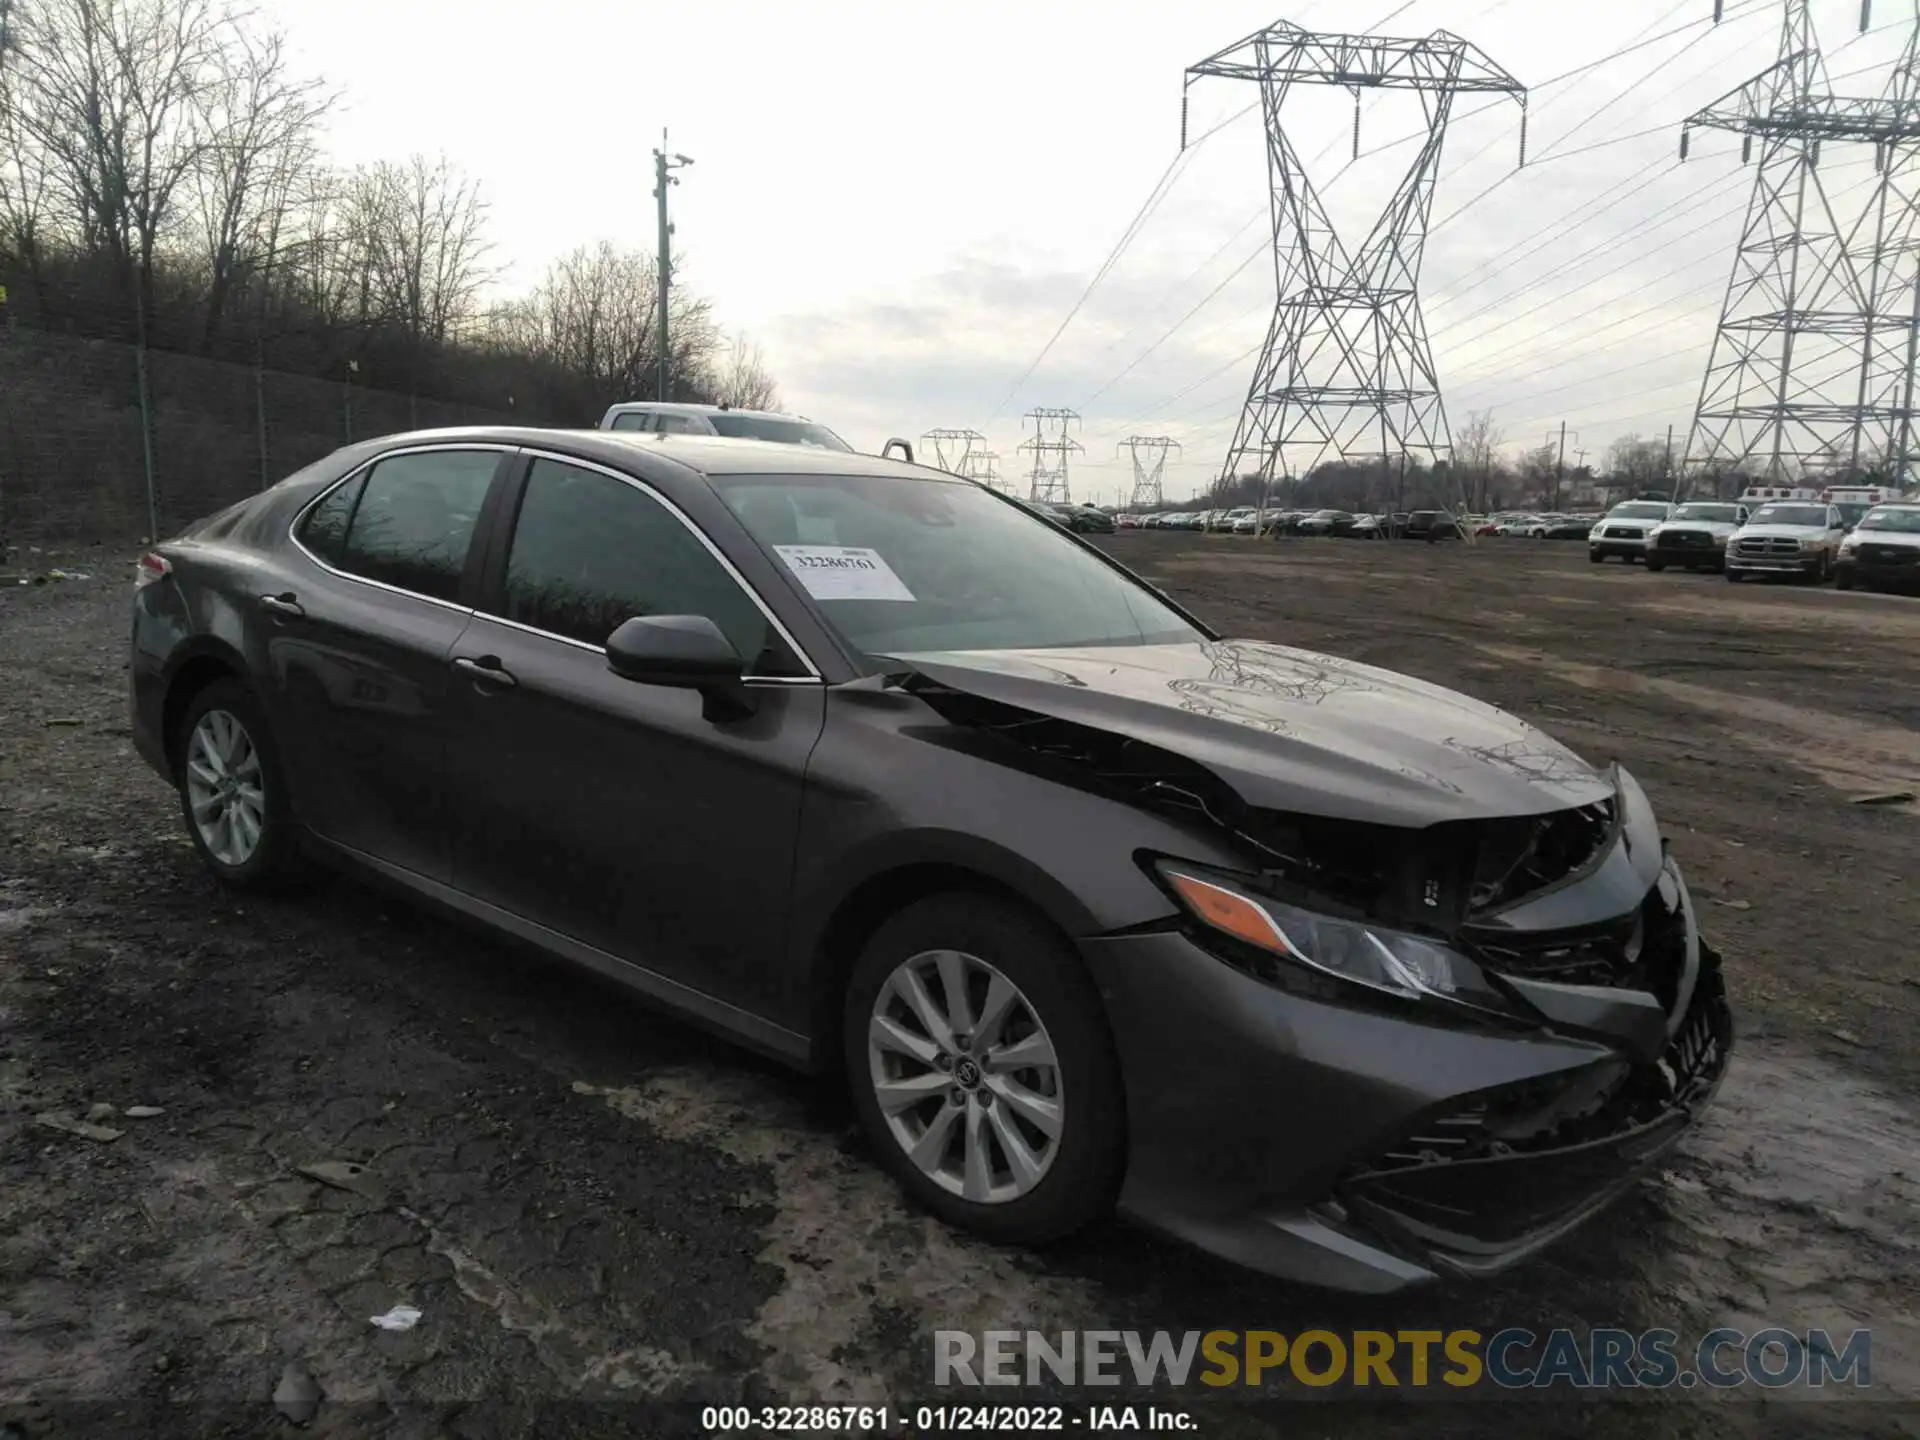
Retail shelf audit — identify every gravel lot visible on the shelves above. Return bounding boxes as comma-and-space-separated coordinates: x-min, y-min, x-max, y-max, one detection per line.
1, 533, 1915, 1437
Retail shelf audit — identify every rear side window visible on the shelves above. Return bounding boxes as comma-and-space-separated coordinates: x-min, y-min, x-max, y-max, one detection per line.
499, 458, 803, 674
608, 412, 651, 432
322, 450, 499, 602
298, 473, 367, 566
652, 414, 703, 435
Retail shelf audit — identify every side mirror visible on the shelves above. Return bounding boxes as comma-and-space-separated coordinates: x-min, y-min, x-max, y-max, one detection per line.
605, 615, 754, 720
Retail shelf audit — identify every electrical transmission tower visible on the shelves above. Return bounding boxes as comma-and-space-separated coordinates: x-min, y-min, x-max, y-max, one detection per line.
921, 428, 987, 475
1119, 436, 1181, 508
1682, 1, 1920, 486
959, 449, 1007, 490
1182, 22, 1527, 492
1018, 408, 1084, 503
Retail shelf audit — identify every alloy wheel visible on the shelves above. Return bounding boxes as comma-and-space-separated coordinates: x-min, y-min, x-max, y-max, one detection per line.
184, 709, 266, 867
866, 949, 1064, 1204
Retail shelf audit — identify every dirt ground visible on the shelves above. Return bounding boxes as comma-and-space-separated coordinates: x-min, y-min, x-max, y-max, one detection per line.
1, 534, 1916, 1438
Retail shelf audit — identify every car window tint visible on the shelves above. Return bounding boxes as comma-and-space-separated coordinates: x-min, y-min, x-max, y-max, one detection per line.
609, 412, 651, 432
500, 458, 802, 674
334, 451, 498, 603
297, 473, 367, 566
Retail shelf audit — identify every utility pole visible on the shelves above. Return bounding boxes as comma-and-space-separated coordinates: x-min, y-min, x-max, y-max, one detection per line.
653, 132, 694, 402
1018, 408, 1084, 503
1663, 422, 1677, 500
1549, 423, 1570, 512
1183, 19, 1526, 502
921, 429, 986, 476
1119, 436, 1181, 509
1681, 1, 1920, 482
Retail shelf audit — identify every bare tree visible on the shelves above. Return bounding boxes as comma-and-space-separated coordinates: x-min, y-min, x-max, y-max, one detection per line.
190, 25, 331, 347
709, 334, 778, 410
494, 241, 660, 397
8, 0, 230, 336
359, 155, 491, 352
1455, 408, 1504, 513
1605, 432, 1667, 495
1518, 441, 1559, 507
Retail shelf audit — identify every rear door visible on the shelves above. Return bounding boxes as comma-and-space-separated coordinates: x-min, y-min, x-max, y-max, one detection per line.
443, 452, 826, 1015
269, 445, 511, 881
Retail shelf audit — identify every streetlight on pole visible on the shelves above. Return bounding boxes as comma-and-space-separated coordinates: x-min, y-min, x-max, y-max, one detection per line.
653, 132, 694, 402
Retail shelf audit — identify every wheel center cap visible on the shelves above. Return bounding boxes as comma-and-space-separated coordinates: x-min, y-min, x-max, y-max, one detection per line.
953, 1057, 982, 1089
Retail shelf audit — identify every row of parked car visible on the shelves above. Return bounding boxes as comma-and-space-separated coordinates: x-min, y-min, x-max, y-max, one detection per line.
1125, 506, 1474, 539
1586, 495, 1920, 591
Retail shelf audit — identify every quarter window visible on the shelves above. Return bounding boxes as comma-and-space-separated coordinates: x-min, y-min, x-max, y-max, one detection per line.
297, 472, 366, 566
499, 458, 803, 674
321, 451, 499, 603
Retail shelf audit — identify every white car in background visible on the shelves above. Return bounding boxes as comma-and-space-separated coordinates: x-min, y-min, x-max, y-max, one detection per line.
1725, 500, 1847, 583
598, 401, 854, 451
1835, 501, 1920, 592
1644, 501, 1751, 573
1588, 500, 1676, 563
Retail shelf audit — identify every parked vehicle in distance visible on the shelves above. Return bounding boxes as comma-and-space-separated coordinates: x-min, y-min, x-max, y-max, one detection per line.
1588, 501, 1675, 563
128, 425, 1733, 1293
598, 402, 854, 452
1068, 504, 1117, 535
1644, 502, 1750, 573
1349, 514, 1384, 539
1835, 501, 1920, 592
1297, 509, 1357, 537
1726, 500, 1847, 583
1401, 510, 1463, 542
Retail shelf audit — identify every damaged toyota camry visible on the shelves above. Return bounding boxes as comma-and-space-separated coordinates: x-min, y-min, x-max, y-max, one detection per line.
129, 429, 1732, 1292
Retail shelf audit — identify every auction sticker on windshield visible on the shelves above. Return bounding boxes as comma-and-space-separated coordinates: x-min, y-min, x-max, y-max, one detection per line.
774, 545, 916, 602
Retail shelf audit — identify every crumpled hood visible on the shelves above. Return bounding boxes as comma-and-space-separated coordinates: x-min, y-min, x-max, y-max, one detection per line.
888, 639, 1613, 828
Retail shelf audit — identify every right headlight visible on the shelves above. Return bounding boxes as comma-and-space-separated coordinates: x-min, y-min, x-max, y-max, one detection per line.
1154, 862, 1517, 1017
1838, 534, 1861, 554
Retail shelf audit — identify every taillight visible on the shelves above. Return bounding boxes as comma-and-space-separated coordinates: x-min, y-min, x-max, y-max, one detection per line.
136, 552, 172, 588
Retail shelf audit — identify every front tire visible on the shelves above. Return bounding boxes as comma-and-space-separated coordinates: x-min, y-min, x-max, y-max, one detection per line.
174, 679, 304, 890
1589, 550, 1605, 564
844, 893, 1125, 1246
1645, 557, 1666, 573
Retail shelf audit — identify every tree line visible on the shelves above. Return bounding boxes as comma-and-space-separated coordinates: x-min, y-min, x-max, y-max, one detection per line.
0, 0, 776, 420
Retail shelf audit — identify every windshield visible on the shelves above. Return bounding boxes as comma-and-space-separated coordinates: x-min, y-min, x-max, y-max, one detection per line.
1860, 506, 1920, 533
1673, 503, 1740, 522
1611, 502, 1670, 520
1751, 503, 1829, 526
1834, 502, 1871, 528
716, 473, 1203, 655
705, 413, 853, 451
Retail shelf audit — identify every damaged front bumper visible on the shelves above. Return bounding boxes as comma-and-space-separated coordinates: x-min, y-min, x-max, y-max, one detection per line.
1084, 851, 1733, 1293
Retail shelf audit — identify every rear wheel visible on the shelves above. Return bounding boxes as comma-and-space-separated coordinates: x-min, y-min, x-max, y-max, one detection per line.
1836, 569, 1854, 592
844, 894, 1124, 1245
174, 679, 304, 890
1645, 557, 1666, 573
1589, 550, 1605, 564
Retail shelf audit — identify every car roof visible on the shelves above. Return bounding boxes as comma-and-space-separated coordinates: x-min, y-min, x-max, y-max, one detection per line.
334, 425, 952, 483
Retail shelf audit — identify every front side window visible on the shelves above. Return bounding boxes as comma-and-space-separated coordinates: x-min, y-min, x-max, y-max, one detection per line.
317, 450, 498, 602
715, 472, 1202, 657
499, 458, 802, 673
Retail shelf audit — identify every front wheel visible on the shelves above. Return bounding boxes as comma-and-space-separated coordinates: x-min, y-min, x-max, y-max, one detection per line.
1589, 550, 1605, 564
174, 679, 305, 890
1645, 558, 1666, 573
844, 894, 1125, 1246
1836, 569, 1854, 591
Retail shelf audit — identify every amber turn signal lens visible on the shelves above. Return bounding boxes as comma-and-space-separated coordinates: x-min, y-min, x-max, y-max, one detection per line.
1164, 871, 1287, 954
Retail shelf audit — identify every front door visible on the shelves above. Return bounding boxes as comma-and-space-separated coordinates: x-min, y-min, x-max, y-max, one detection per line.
267, 446, 507, 881
445, 454, 825, 1014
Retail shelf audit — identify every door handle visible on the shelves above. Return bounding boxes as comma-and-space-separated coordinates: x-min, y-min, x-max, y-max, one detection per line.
452, 655, 517, 689
260, 593, 304, 618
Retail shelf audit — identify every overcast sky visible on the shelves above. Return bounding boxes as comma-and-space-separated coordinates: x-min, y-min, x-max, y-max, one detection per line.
257, 0, 1912, 502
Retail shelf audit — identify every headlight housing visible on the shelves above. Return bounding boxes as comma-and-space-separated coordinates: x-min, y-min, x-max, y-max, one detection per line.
1838, 534, 1860, 554
1153, 863, 1517, 1018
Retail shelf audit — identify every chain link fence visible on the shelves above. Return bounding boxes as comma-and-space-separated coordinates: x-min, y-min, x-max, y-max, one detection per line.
0, 325, 531, 547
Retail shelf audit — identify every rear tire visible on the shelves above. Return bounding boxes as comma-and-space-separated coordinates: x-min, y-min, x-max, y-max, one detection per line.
1836, 570, 1854, 592
1589, 550, 1605, 564
1645, 558, 1666, 573
843, 893, 1125, 1246
173, 679, 305, 891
